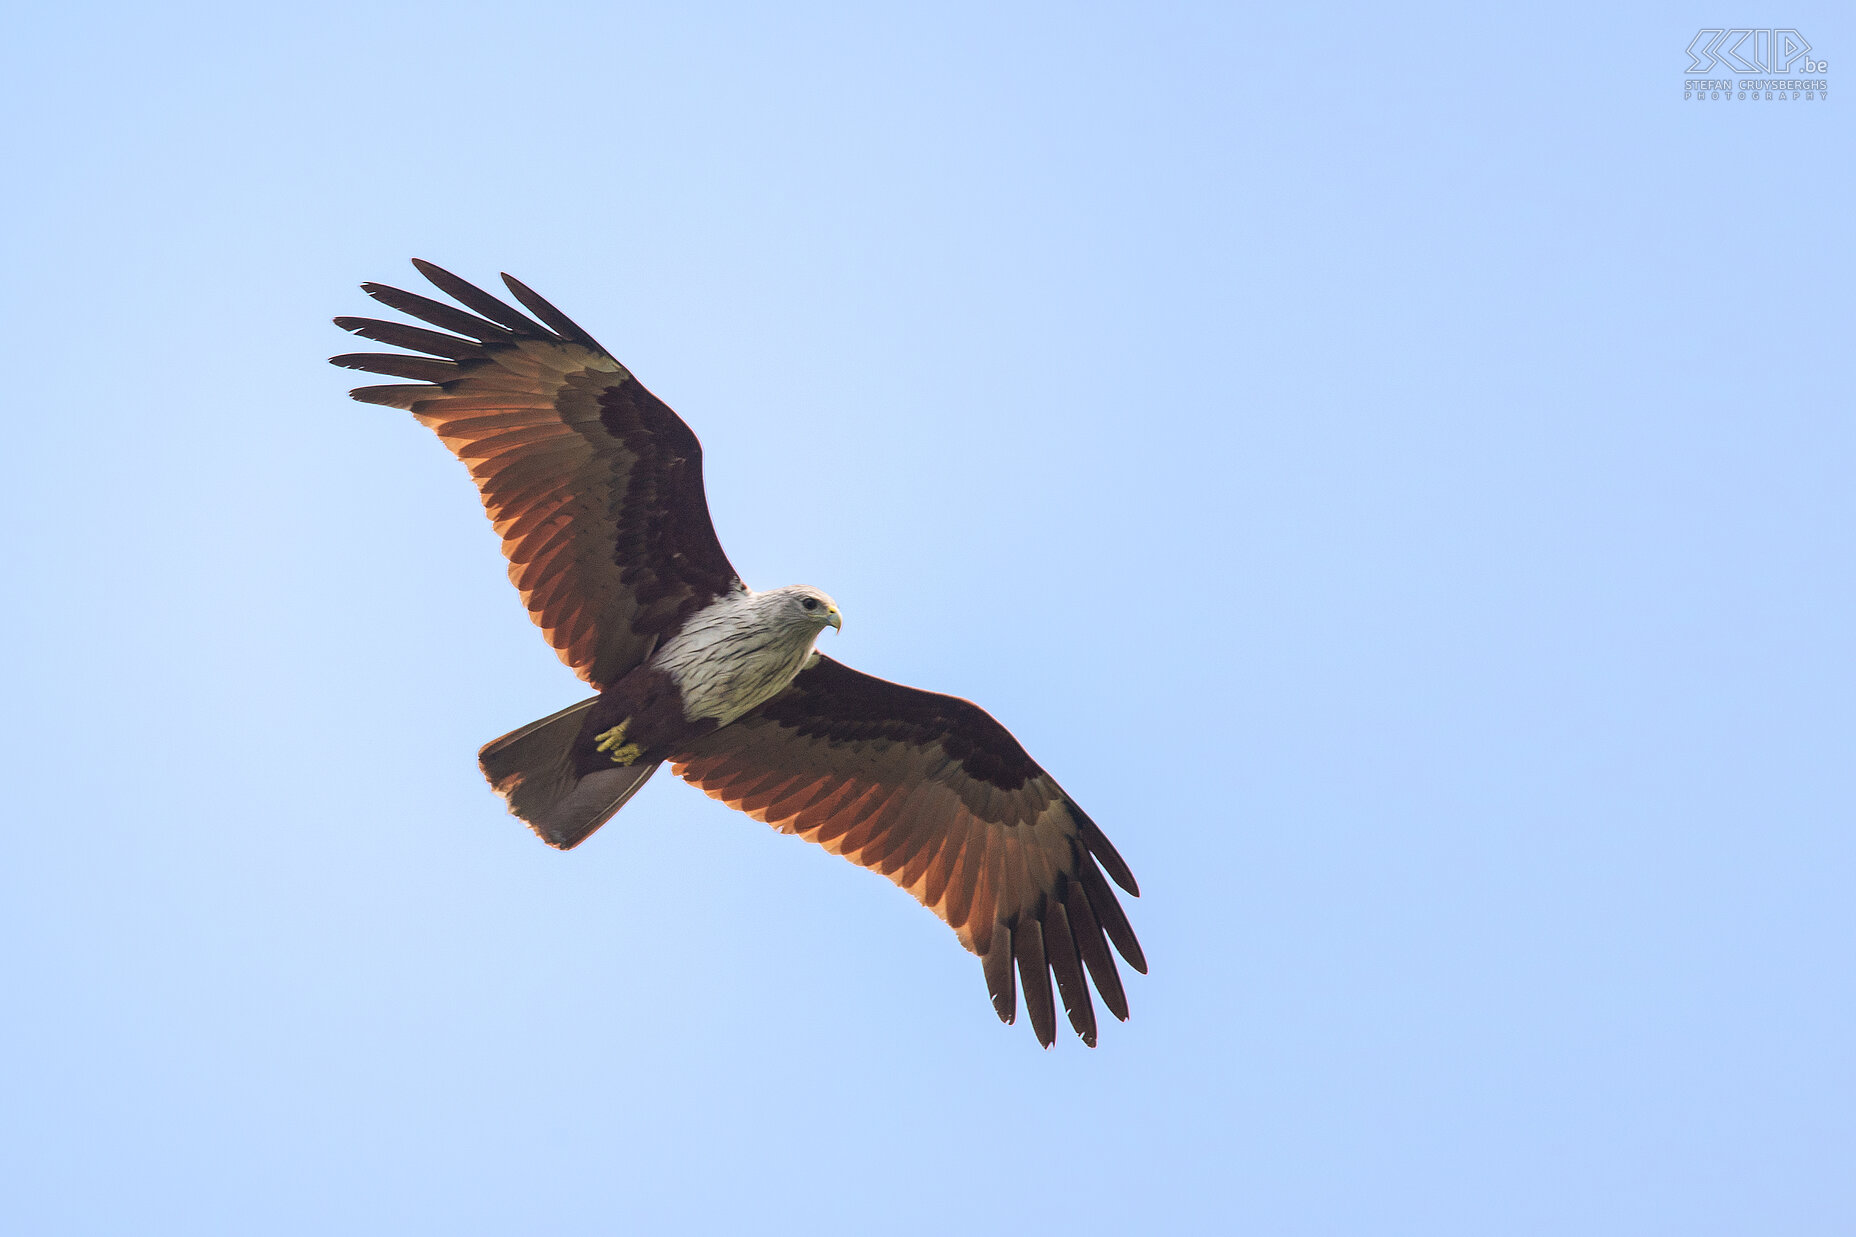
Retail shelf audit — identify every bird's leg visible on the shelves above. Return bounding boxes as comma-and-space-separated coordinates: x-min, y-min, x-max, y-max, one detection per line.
593, 719, 644, 766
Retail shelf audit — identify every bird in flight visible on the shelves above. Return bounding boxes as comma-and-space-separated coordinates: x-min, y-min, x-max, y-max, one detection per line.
332, 262, 1145, 1046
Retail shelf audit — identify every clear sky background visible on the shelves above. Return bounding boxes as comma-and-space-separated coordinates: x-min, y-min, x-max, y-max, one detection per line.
3, 3, 1851, 1234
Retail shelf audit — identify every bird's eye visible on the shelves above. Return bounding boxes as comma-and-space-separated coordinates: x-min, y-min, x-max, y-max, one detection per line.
801, 597, 819, 611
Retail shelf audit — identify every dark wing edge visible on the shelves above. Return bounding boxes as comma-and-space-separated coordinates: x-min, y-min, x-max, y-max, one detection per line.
670, 654, 1146, 1048
330, 260, 743, 688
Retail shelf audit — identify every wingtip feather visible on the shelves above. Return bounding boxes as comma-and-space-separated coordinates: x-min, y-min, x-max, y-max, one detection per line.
501, 272, 605, 351
1069, 798, 1140, 896
982, 927, 1017, 1025
349, 383, 440, 408
1013, 917, 1057, 1048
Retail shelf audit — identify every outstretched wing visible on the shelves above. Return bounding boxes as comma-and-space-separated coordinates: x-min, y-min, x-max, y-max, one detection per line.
332, 260, 742, 689
670, 655, 1145, 1047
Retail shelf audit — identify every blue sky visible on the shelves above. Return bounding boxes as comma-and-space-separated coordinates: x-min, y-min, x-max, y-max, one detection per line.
3, 3, 1851, 1233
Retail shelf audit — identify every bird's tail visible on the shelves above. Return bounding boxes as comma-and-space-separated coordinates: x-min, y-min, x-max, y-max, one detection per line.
478, 698, 660, 850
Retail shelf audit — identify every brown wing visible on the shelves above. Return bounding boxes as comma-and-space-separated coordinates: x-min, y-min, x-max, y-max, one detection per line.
332, 260, 742, 689
670, 655, 1145, 1047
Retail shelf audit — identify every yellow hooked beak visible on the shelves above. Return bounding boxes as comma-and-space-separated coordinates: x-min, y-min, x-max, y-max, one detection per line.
825, 604, 842, 631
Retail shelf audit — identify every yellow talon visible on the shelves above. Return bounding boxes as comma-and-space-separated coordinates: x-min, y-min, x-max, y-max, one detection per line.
593, 722, 643, 765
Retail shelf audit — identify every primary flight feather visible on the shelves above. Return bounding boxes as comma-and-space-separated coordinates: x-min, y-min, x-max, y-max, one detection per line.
332, 261, 1145, 1047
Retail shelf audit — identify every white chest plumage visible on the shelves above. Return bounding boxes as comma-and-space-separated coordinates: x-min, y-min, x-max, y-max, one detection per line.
651, 591, 824, 726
